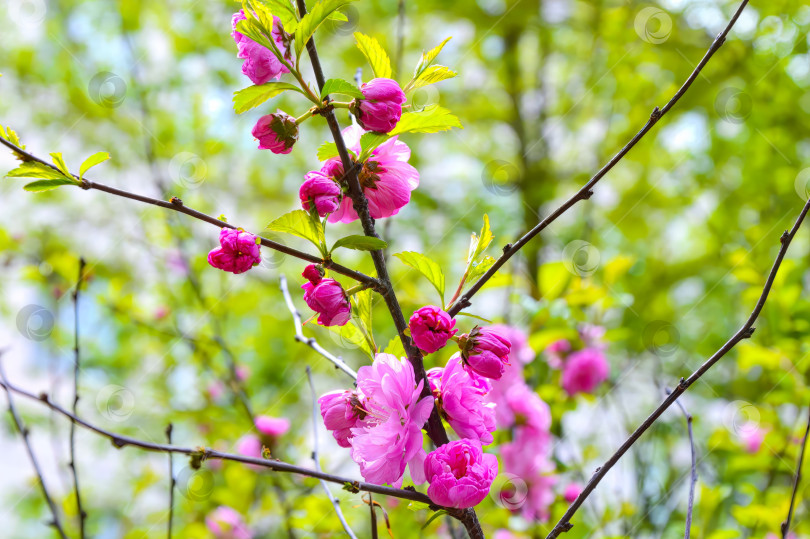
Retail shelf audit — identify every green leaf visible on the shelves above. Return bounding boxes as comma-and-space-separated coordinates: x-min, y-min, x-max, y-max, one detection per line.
422, 510, 449, 530
320, 78, 364, 100
468, 214, 493, 263
353, 288, 374, 335
0, 125, 23, 148
316, 141, 339, 161
294, 0, 358, 59
253, 0, 298, 29
50, 153, 71, 177
358, 131, 391, 160
390, 105, 462, 136
409, 64, 457, 90
404, 37, 452, 92
467, 255, 496, 283
6, 161, 71, 181
79, 151, 110, 180
353, 32, 393, 79
332, 235, 388, 252
266, 209, 324, 250
456, 312, 493, 323
324, 320, 372, 358
326, 10, 347, 22
233, 82, 304, 114
23, 178, 79, 192
383, 335, 406, 358
394, 251, 445, 304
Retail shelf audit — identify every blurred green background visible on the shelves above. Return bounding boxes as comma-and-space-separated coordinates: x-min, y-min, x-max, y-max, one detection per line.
2, 0, 810, 537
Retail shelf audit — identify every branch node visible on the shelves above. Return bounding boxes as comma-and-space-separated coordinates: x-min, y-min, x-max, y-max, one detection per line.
111, 437, 126, 449
582, 189, 595, 200
743, 327, 756, 338
650, 106, 662, 121
502, 243, 512, 253
678, 377, 688, 389
170, 196, 183, 206
781, 230, 790, 244
38, 392, 49, 402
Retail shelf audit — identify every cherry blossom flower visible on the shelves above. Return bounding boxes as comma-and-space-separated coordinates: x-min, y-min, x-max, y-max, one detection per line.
301, 265, 351, 327
560, 348, 610, 395
424, 439, 498, 508
351, 78, 406, 133
206, 506, 252, 539
252, 111, 298, 154
459, 326, 512, 380
208, 229, 261, 274
409, 305, 457, 354
231, 10, 290, 84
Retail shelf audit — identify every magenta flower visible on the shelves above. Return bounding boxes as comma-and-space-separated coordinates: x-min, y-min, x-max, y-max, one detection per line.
351, 78, 407, 133
490, 324, 536, 364
350, 354, 434, 486
424, 439, 498, 509
208, 228, 261, 274
321, 125, 419, 223
252, 111, 298, 154
301, 264, 351, 327
232, 10, 290, 84
459, 326, 512, 380
254, 415, 290, 437
497, 383, 551, 435
500, 432, 556, 520
206, 506, 252, 539
429, 355, 496, 445
563, 483, 582, 503
318, 390, 363, 448
300, 171, 341, 216
409, 305, 457, 353
560, 348, 609, 395
545, 339, 571, 369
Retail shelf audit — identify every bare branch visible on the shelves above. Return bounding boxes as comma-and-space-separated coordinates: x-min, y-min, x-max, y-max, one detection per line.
166, 424, 175, 539
667, 388, 697, 539
71, 256, 88, 537
781, 402, 810, 538
281, 275, 358, 379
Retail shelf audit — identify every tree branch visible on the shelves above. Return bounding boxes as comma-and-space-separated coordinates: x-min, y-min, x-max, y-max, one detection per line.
447, 0, 750, 317
667, 388, 697, 539
166, 424, 175, 539
547, 195, 810, 538
280, 275, 358, 379
71, 256, 88, 537
0, 136, 380, 288
781, 401, 810, 538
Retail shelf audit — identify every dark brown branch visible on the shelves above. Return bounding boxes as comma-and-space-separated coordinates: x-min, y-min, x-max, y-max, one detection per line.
547, 196, 810, 538
0, 356, 69, 539
0, 137, 380, 288
0, 377, 434, 505
667, 388, 697, 539
447, 0, 751, 317
781, 402, 810, 538
71, 257, 88, 537
166, 424, 175, 539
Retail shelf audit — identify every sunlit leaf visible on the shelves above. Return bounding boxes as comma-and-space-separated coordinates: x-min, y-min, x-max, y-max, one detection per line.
23, 178, 79, 192
320, 78, 364, 100
332, 235, 387, 252
390, 105, 462, 135
393, 251, 445, 304
266, 209, 324, 250
233, 82, 304, 114
294, 0, 358, 58
79, 151, 110, 179
354, 32, 392, 79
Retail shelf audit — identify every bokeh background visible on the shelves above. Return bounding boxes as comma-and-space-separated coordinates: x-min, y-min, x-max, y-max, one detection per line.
2, 0, 810, 537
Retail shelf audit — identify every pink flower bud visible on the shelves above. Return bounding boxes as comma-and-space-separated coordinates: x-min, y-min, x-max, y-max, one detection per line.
232, 11, 290, 85
252, 111, 298, 154
352, 78, 406, 133
302, 264, 324, 284
424, 439, 498, 509
206, 506, 252, 539
409, 305, 457, 353
459, 326, 512, 380
300, 171, 341, 217
254, 415, 290, 437
563, 483, 582, 503
301, 276, 351, 327
318, 390, 363, 448
560, 348, 609, 395
207, 228, 261, 274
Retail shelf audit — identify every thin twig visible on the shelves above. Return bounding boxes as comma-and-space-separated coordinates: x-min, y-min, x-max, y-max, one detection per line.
547, 195, 810, 538
306, 366, 358, 538
0, 356, 69, 539
166, 424, 175, 539
666, 388, 697, 539
71, 256, 87, 537
447, 0, 751, 317
0, 376, 434, 505
781, 402, 810, 538
369, 492, 378, 539
280, 275, 358, 379
0, 137, 379, 288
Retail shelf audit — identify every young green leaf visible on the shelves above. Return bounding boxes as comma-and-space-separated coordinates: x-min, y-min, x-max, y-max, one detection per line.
422, 510, 449, 530
358, 131, 391, 160
233, 82, 304, 114
0, 125, 23, 148
294, 0, 358, 59
393, 251, 445, 304
320, 78, 364, 100
468, 214, 493, 263
266, 209, 325, 250
331, 235, 388, 252
383, 334, 406, 358
79, 152, 110, 180
316, 141, 339, 161
404, 36, 452, 92
390, 105, 462, 136
409, 65, 457, 90
49, 153, 71, 177
466, 255, 496, 283
353, 32, 393, 79
324, 320, 373, 358
253, 0, 298, 30
6, 161, 70, 181
23, 178, 80, 192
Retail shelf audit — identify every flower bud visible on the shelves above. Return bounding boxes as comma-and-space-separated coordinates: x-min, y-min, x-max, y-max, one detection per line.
351, 78, 406, 133
300, 171, 341, 217
207, 228, 261, 274
459, 326, 512, 380
408, 305, 456, 353
252, 111, 298, 154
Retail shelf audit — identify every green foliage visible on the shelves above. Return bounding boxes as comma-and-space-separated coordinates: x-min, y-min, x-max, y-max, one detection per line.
79, 151, 110, 179
233, 82, 305, 114
294, 0, 358, 59
393, 251, 445, 306
353, 32, 393, 79
266, 209, 325, 252
320, 78, 364, 100
331, 234, 387, 252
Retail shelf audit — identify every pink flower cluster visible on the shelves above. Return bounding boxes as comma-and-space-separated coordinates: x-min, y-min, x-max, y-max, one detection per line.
301, 264, 351, 327
544, 326, 610, 396
206, 505, 252, 539
208, 228, 262, 274
231, 10, 290, 85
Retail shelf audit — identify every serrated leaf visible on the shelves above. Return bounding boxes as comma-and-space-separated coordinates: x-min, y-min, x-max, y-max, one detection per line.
468, 214, 493, 263
79, 152, 110, 179
467, 255, 496, 283
253, 0, 298, 29
266, 209, 324, 250
50, 153, 71, 177
353, 289, 373, 335
409, 65, 457, 90
332, 235, 388, 252
354, 32, 392, 79
324, 320, 372, 358
6, 161, 71, 181
390, 105, 462, 136
317, 141, 339, 161
358, 131, 391, 160
23, 178, 79, 192
0, 125, 23, 148
394, 251, 445, 304
294, 0, 358, 59
320, 78, 364, 100
384, 335, 406, 358
404, 37, 452, 92
326, 10, 347, 22
233, 82, 303, 114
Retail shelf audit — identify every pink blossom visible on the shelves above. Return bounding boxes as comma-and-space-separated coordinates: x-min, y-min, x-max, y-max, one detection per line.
252, 111, 298, 154
429, 355, 496, 445
206, 506, 252, 539
318, 390, 363, 448
490, 325, 535, 364
352, 78, 407, 133
350, 354, 434, 486
459, 326, 512, 380
739, 423, 764, 453
254, 415, 289, 437
496, 384, 552, 435
493, 532, 517, 539
563, 483, 582, 503
300, 171, 341, 216
500, 436, 556, 521
322, 125, 419, 223
409, 305, 457, 354
232, 11, 290, 84
236, 435, 262, 459
208, 228, 261, 274
424, 439, 498, 509
545, 339, 571, 369
301, 265, 351, 327
560, 348, 610, 395
208, 381, 225, 400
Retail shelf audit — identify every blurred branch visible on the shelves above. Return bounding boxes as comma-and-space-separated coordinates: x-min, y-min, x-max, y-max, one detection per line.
71, 256, 88, 538
280, 275, 358, 380
667, 388, 697, 539
0, 137, 380, 288
548, 194, 810, 538
0, 356, 69, 539
306, 366, 358, 538
781, 402, 810, 538
166, 424, 175, 539
0, 376, 435, 505
447, 0, 751, 317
